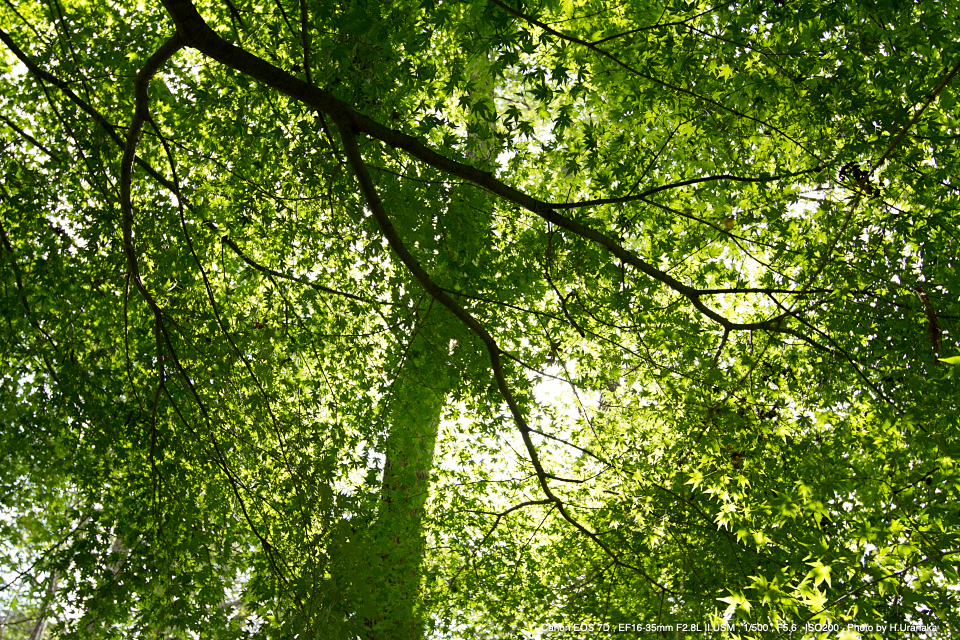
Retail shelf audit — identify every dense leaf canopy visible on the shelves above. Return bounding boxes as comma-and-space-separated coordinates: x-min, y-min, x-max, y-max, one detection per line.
1, 0, 959, 638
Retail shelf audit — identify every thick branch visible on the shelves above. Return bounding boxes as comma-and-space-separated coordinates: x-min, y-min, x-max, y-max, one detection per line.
121, 35, 185, 303
157, 0, 787, 333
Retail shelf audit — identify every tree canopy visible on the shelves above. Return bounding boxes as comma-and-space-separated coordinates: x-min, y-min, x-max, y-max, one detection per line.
1, 0, 959, 637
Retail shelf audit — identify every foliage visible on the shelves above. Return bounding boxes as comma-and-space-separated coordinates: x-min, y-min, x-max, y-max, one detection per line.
1, 0, 959, 638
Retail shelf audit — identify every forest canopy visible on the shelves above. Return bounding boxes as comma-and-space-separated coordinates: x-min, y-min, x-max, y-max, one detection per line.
1, 0, 959, 638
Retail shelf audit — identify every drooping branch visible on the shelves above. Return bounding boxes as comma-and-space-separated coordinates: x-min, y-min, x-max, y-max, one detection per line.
121, 34, 185, 305
330, 118, 546, 481
2, 24, 388, 348
121, 33, 293, 590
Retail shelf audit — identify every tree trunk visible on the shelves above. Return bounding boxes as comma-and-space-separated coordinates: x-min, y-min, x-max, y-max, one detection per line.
27, 571, 57, 640
333, 318, 452, 639
369, 329, 449, 638
340, 43, 497, 640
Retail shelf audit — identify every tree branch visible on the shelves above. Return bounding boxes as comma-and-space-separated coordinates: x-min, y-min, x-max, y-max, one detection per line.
485, 0, 819, 160
155, 0, 793, 335
548, 168, 822, 210
121, 32, 291, 590
872, 58, 960, 172
220, 234, 389, 305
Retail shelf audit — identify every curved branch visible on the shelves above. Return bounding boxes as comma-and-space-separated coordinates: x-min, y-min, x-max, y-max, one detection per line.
121, 35, 184, 304
0, 28, 177, 193
121, 33, 291, 588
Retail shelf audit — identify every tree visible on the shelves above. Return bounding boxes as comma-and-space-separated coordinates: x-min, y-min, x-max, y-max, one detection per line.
1, 0, 959, 637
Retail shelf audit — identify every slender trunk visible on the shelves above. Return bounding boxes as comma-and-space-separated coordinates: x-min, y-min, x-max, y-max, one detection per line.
27, 571, 57, 640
